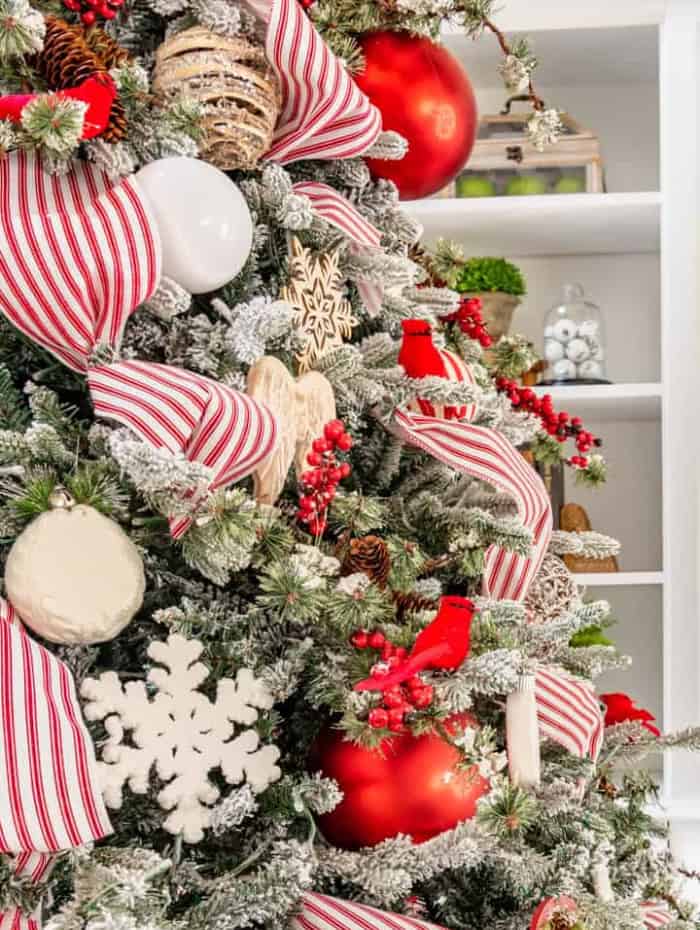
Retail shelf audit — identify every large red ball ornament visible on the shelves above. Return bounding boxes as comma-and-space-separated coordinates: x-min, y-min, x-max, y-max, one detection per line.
309, 713, 490, 849
355, 31, 478, 201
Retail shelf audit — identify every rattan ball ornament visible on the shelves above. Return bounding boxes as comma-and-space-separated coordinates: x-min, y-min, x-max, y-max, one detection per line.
524, 554, 580, 625
5, 488, 145, 645
152, 26, 281, 171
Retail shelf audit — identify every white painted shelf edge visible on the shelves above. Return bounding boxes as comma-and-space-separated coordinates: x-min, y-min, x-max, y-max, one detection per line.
532, 382, 662, 421
572, 571, 664, 587
440, 0, 665, 33
404, 192, 661, 257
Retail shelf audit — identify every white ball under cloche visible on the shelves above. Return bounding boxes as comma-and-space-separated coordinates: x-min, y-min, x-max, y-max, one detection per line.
577, 319, 600, 341
551, 318, 578, 344
544, 339, 564, 363
551, 358, 577, 381
578, 359, 604, 380
5, 488, 145, 645
565, 337, 591, 364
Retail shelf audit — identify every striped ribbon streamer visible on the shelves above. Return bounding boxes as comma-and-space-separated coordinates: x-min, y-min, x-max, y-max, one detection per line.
292, 180, 385, 318
291, 893, 447, 930
641, 902, 674, 928
0, 150, 278, 538
393, 409, 551, 601
0, 599, 111, 930
535, 666, 604, 760
245, 0, 382, 164
393, 409, 603, 758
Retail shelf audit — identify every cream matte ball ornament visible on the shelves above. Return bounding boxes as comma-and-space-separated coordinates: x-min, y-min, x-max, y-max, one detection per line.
551, 318, 578, 344
135, 157, 253, 294
5, 488, 145, 645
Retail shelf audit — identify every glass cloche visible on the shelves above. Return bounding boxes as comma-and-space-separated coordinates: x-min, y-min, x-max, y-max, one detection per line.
541, 283, 608, 384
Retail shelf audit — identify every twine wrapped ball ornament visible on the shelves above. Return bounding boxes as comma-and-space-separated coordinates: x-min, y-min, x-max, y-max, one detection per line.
523, 553, 580, 625
4, 487, 145, 645
153, 26, 282, 171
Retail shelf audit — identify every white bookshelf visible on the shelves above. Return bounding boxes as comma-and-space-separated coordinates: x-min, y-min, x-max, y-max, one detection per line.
429, 0, 700, 858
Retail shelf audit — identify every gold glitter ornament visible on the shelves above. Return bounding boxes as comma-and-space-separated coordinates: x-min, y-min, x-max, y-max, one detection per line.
281, 237, 357, 373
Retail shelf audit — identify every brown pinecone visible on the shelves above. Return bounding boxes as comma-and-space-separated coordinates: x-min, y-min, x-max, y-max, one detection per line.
341, 535, 391, 589
33, 17, 128, 142
392, 590, 439, 622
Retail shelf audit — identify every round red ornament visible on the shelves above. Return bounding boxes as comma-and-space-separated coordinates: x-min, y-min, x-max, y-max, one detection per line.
530, 896, 578, 930
355, 31, 478, 201
309, 713, 490, 849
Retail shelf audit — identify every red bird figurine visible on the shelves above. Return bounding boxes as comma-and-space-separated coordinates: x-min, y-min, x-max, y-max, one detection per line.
398, 318, 473, 421
0, 74, 117, 141
354, 595, 474, 692
600, 692, 660, 736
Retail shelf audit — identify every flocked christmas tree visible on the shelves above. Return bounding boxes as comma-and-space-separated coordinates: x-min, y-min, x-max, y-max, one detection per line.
0, 1, 698, 929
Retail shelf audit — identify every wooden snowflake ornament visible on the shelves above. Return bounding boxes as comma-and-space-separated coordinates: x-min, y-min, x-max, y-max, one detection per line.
81, 633, 281, 843
281, 237, 357, 372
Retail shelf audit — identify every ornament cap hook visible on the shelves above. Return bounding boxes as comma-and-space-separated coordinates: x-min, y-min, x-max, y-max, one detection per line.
48, 486, 76, 510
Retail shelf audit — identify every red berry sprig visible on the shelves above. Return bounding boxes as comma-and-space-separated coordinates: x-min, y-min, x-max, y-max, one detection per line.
495, 377, 602, 469
63, 0, 125, 25
297, 419, 352, 537
350, 628, 434, 732
439, 297, 492, 349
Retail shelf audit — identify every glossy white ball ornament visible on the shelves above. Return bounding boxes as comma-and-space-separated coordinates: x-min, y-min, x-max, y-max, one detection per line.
544, 339, 564, 363
551, 358, 577, 381
135, 157, 253, 294
5, 490, 145, 645
578, 359, 604, 380
551, 318, 578, 343
565, 338, 591, 363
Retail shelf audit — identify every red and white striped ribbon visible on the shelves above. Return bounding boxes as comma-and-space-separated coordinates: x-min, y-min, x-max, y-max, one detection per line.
535, 667, 604, 760
640, 902, 674, 928
292, 182, 381, 248
393, 409, 551, 601
393, 410, 603, 758
0, 151, 278, 538
291, 893, 447, 930
292, 180, 385, 318
245, 0, 381, 164
0, 599, 111, 930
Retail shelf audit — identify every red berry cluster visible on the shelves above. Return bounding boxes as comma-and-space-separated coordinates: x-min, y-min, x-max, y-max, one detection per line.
297, 420, 352, 536
439, 297, 492, 349
350, 629, 434, 732
63, 0, 125, 25
495, 377, 602, 469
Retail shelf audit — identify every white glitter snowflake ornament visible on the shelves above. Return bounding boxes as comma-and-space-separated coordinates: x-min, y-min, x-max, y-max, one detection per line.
81, 633, 281, 843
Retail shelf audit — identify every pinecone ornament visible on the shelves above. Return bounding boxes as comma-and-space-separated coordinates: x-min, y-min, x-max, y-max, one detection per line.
340, 535, 390, 589
33, 17, 128, 142
392, 590, 439, 622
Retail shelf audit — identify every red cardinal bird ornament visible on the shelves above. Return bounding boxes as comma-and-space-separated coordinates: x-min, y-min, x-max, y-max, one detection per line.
600, 692, 660, 736
0, 74, 116, 140
398, 319, 477, 421
355, 595, 474, 692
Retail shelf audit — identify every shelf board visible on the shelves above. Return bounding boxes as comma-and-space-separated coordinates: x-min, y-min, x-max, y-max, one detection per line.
441, 4, 664, 35
533, 382, 661, 421
572, 571, 664, 587
404, 192, 661, 257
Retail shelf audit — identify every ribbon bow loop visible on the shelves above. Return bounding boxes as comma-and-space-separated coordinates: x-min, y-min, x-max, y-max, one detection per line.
245, 0, 382, 165
0, 151, 278, 538
0, 598, 112, 930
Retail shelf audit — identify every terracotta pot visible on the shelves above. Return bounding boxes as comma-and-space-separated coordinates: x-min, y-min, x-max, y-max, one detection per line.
464, 291, 520, 343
